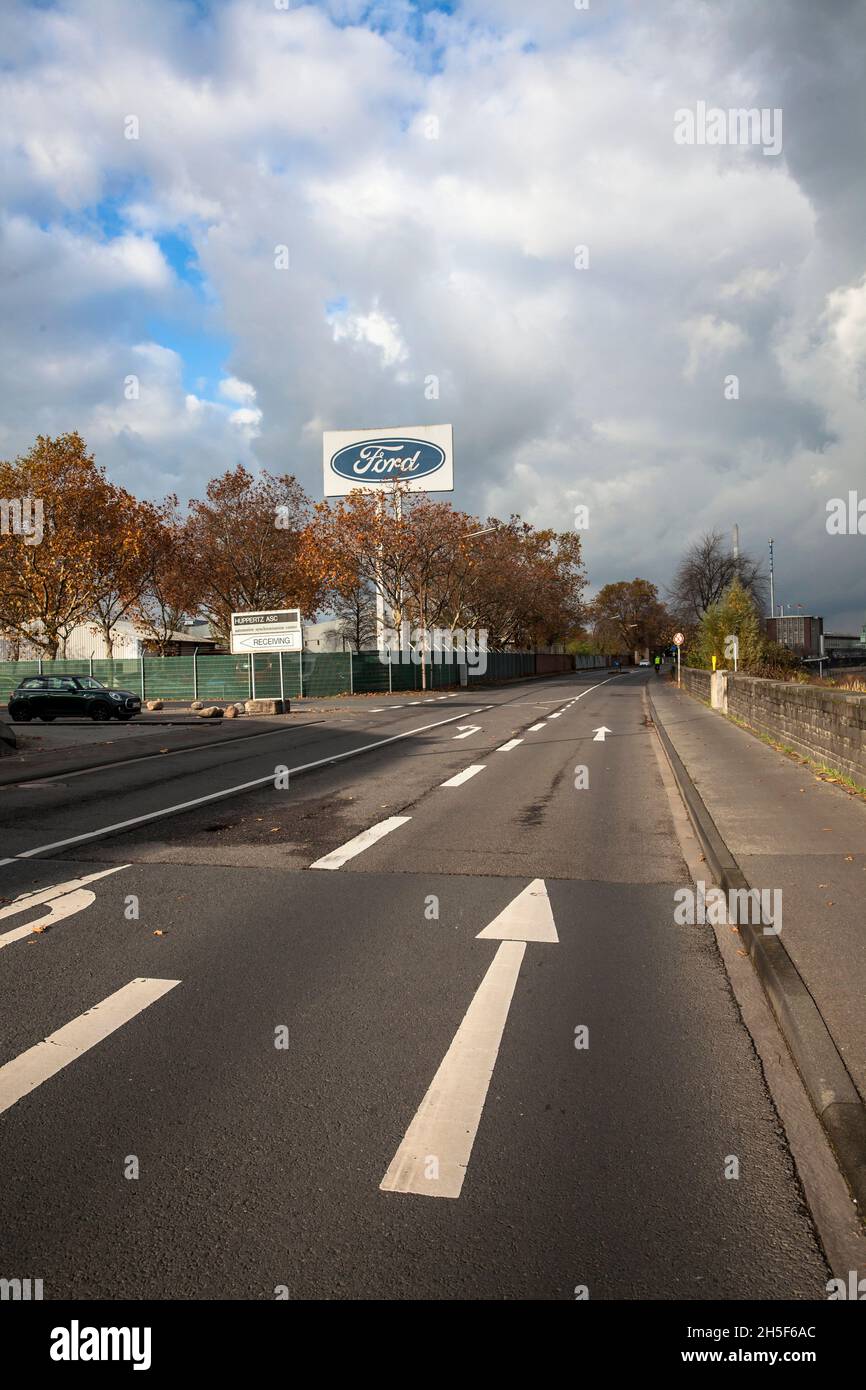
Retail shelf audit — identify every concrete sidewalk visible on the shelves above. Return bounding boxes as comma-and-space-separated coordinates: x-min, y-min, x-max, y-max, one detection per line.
650, 678, 866, 1108
649, 675, 866, 1217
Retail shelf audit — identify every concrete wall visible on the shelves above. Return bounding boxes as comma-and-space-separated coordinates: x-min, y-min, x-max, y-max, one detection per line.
682, 667, 866, 783
681, 667, 712, 701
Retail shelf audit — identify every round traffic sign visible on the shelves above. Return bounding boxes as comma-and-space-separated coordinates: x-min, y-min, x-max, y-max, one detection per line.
673, 632, 684, 646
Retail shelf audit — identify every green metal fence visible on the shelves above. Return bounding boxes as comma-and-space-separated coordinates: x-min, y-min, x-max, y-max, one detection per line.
0, 649, 585, 703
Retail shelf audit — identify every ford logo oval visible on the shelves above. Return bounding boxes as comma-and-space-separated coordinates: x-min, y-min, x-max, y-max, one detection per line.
329, 437, 446, 483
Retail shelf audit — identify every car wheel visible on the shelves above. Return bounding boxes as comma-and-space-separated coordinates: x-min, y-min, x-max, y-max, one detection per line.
11, 710, 32, 722
91, 704, 111, 722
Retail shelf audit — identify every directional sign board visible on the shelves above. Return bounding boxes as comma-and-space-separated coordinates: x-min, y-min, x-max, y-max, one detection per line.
230, 609, 302, 654
323, 424, 453, 497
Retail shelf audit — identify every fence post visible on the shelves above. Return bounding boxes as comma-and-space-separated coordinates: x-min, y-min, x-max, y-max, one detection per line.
89, 653, 93, 677
388, 649, 392, 694
192, 649, 198, 703
279, 651, 285, 707
140, 655, 145, 701
250, 654, 256, 700
298, 650, 303, 699
38, 656, 43, 675
349, 650, 354, 695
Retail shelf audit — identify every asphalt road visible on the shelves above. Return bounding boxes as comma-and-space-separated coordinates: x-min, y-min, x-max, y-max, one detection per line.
0, 669, 831, 1298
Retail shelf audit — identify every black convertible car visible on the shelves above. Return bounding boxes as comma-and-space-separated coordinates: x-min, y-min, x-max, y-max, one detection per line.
8, 674, 142, 722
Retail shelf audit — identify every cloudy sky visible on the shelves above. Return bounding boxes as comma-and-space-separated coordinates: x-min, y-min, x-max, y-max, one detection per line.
2, 0, 865, 627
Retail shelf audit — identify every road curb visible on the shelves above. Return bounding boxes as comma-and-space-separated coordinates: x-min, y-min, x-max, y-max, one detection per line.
647, 681, 866, 1222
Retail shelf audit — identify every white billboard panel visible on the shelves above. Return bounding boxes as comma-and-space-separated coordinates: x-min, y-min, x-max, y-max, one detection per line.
230, 609, 302, 654
322, 424, 453, 497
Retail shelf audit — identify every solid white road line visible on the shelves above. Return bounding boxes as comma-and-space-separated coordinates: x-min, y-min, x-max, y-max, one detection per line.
527, 722, 546, 732
0, 978, 180, 1117
440, 765, 486, 788
380, 881, 558, 1199
309, 816, 411, 870
5, 723, 327, 788
0, 707, 477, 868
496, 738, 523, 751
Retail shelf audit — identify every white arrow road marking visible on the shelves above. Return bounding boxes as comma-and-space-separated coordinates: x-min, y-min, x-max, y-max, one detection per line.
476, 878, 558, 942
592, 726, 612, 741
0, 866, 128, 950
496, 738, 523, 752
310, 816, 411, 870
380, 879, 557, 1199
452, 725, 481, 740
440, 765, 486, 788
0, 978, 180, 1117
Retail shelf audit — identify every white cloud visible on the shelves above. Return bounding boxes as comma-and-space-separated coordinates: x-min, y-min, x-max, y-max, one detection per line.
218, 376, 258, 405
0, 0, 864, 626
681, 315, 748, 380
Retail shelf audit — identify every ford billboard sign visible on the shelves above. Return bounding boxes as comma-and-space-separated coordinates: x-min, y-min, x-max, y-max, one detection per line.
323, 424, 453, 496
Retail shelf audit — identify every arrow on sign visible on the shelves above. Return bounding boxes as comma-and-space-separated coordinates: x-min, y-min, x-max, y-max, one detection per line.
452, 724, 482, 740
380, 879, 558, 1199
592, 726, 611, 741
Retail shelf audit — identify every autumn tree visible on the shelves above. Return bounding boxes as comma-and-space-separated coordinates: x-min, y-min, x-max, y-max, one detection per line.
185, 466, 322, 643
0, 433, 114, 657
89, 493, 163, 655
591, 578, 670, 658
669, 529, 766, 626
331, 583, 378, 652
129, 499, 202, 655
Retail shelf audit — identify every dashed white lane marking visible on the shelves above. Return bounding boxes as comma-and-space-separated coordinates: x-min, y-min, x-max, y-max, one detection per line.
527, 722, 546, 732
0, 978, 180, 1117
440, 765, 486, 788
496, 738, 523, 752
309, 816, 411, 870
380, 880, 558, 1198
549, 712, 563, 719
369, 708, 384, 713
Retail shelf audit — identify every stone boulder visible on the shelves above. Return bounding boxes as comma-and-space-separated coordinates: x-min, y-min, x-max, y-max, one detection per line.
196, 705, 224, 718
245, 698, 287, 716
